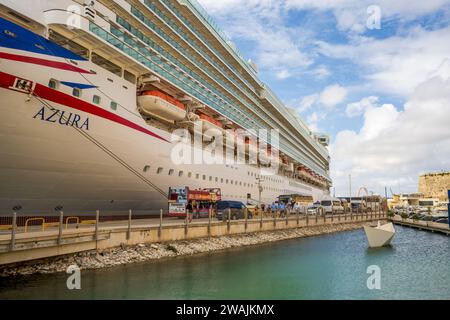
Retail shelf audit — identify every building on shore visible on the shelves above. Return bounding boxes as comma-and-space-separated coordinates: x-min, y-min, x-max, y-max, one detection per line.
419, 171, 450, 202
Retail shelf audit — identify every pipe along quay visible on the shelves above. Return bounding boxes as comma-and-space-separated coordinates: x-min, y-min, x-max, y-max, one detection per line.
0, 208, 387, 268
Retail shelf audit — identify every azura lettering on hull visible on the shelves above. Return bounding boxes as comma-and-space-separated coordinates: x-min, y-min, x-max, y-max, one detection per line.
33, 106, 90, 130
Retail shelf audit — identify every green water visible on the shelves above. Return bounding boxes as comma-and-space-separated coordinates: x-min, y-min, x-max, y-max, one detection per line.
0, 226, 449, 299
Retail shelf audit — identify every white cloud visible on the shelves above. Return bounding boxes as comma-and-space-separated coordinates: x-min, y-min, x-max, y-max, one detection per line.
331, 65, 450, 196
197, 0, 314, 79
284, 0, 450, 34
319, 84, 348, 108
306, 111, 322, 132
311, 65, 331, 80
317, 26, 450, 96
345, 96, 379, 117
295, 93, 319, 113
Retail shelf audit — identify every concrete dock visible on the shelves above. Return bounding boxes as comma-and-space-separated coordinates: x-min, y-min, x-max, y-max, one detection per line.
0, 212, 386, 266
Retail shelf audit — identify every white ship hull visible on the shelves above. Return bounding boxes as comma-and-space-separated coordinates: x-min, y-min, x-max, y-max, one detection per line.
0, 6, 330, 216
0, 87, 326, 215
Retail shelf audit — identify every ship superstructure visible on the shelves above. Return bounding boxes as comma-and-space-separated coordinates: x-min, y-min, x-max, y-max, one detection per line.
0, 0, 331, 215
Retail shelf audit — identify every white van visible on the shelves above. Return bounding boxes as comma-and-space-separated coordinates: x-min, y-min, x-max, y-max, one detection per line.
320, 198, 344, 214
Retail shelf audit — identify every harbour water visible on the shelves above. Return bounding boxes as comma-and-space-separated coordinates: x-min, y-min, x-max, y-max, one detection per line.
0, 226, 449, 300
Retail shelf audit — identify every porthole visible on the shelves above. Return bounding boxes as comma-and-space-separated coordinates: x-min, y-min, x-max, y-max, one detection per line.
48, 79, 58, 89
72, 88, 81, 97
93, 95, 101, 104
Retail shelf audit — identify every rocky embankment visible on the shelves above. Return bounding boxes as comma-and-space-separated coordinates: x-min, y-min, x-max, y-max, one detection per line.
0, 222, 372, 277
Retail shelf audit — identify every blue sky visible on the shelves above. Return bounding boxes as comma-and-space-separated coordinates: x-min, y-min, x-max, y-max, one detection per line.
198, 0, 450, 197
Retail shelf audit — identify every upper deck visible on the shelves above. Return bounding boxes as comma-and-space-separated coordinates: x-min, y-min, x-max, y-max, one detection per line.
0, 0, 331, 185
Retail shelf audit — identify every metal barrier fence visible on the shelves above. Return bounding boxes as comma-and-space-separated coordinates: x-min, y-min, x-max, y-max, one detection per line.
1, 208, 388, 253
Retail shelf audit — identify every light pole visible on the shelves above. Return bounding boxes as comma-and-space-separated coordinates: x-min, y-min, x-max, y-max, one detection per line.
349, 174, 352, 212
256, 177, 263, 224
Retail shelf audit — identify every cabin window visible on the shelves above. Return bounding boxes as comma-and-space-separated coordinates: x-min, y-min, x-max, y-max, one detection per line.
221, 178, 224, 183
48, 79, 58, 89
48, 30, 89, 59
188, 172, 192, 178
209, 176, 212, 181
110, 101, 118, 111
178, 171, 184, 177
196, 173, 199, 179
72, 88, 81, 97
168, 169, 174, 176
124, 70, 136, 84
143, 165, 151, 172
226, 179, 229, 184
93, 95, 101, 104
157, 167, 163, 174
91, 52, 122, 77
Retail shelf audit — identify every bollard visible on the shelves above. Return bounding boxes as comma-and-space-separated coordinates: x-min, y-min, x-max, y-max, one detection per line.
159, 209, 163, 238
286, 208, 289, 226
297, 209, 300, 226
127, 209, 132, 240
244, 208, 248, 231
227, 208, 231, 233
273, 211, 277, 227
208, 206, 212, 238
260, 207, 263, 229
58, 211, 63, 245
10, 212, 17, 251
185, 212, 188, 236
306, 212, 309, 225
95, 210, 99, 251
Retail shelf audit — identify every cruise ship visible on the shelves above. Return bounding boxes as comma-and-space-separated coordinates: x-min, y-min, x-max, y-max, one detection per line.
0, 0, 331, 215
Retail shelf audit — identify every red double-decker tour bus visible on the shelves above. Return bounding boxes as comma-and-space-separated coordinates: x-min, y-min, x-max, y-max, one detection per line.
168, 187, 222, 218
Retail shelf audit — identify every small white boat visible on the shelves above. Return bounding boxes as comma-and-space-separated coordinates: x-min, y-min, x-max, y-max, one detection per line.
363, 221, 395, 248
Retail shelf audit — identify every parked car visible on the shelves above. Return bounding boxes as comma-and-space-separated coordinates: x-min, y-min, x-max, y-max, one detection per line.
215, 201, 251, 221
307, 205, 321, 215
320, 199, 344, 214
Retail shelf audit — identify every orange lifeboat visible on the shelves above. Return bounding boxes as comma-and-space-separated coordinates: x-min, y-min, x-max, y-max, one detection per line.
197, 113, 224, 139
138, 90, 191, 122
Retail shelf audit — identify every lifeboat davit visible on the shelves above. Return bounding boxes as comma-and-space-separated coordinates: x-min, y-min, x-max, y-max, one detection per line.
138, 90, 192, 122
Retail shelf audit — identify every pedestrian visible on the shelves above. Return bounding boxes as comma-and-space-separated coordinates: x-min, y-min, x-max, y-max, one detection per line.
271, 202, 277, 217
279, 202, 286, 217
186, 201, 193, 223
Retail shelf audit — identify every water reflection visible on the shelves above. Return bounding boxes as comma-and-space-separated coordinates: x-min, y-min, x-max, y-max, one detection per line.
0, 226, 449, 300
